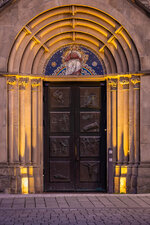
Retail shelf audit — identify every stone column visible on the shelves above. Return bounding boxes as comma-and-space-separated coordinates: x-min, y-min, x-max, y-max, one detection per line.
108, 78, 117, 193
108, 78, 117, 162
131, 76, 140, 164
31, 79, 41, 164
129, 80, 134, 164
117, 79, 124, 164
0, 77, 7, 163
19, 78, 29, 163
131, 75, 140, 193
107, 81, 112, 152
120, 77, 129, 164
126, 79, 134, 193
7, 77, 17, 163
37, 80, 42, 167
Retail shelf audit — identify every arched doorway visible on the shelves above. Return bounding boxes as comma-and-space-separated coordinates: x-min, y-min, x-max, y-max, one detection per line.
6, 5, 141, 194
43, 45, 107, 191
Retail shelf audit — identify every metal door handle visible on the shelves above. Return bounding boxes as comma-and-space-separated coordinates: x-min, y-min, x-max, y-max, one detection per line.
75, 144, 79, 161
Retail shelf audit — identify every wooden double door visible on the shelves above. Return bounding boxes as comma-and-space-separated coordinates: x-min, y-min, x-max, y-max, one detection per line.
44, 82, 106, 192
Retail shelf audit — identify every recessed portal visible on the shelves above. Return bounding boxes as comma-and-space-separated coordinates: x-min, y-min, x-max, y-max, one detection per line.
44, 82, 106, 192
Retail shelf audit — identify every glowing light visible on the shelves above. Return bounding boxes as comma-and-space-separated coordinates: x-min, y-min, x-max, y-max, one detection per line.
119, 30, 131, 49
29, 177, 34, 193
120, 177, 126, 194
29, 166, 33, 176
115, 166, 120, 176
29, 40, 36, 51
22, 177, 28, 194
20, 167, 27, 175
77, 21, 108, 37
121, 166, 127, 175
114, 177, 120, 193
111, 39, 117, 49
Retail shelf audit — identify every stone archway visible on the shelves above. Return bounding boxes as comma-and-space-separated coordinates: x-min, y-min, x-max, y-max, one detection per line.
8, 5, 140, 75
5, 5, 141, 194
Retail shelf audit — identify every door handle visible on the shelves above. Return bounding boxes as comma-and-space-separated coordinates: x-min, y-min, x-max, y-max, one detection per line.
75, 144, 79, 161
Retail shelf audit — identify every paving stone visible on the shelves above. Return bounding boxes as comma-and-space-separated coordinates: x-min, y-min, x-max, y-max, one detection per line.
0, 194, 150, 224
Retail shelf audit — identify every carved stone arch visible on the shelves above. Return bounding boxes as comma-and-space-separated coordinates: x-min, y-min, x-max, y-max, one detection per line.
7, 5, 140, 75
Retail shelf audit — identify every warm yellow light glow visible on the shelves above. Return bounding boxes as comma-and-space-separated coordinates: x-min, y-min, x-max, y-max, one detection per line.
115, 166, 120, 176
79, 8, 116, 27
29, 166, 33, 176
29, 177, 34, 193
111, 39, 117, 49
119, 30, 131, 49
30, 6, 116, 29
30, 41, 36, 51
120, 177, 126, 194
115, 26, 123, 34
99, 45, 105, 53
77, 21, 108, 37
22, 177, 28, 194
121, 166, 127, 175
39, 20, 70, 38
20, 167, 27, 175
114, 177, 120, 193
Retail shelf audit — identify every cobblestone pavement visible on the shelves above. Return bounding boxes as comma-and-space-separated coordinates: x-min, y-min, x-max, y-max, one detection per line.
0, 194, 150, 225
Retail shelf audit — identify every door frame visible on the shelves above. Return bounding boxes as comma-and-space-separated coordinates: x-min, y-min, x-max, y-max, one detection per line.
43, 79, 107, 192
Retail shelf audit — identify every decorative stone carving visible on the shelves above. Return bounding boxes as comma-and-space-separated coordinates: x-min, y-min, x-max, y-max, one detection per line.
31, 79, 41, 89
120, 77, 129, 89
18, 78, 29, 90
108, 78, 117, 90
131, 76, 140, 88
7, 76, 17, 90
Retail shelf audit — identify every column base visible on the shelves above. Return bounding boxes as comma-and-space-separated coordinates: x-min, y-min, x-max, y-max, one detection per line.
0, 164, 43, 194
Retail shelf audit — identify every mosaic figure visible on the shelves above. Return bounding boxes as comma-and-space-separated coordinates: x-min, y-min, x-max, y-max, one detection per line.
45, 45, 105, 76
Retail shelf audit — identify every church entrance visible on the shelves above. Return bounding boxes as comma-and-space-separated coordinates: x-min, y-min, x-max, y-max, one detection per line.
44, 81, 107, 192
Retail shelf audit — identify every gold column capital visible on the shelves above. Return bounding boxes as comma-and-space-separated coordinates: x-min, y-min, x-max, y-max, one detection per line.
131, 75, 140, 88
119, 77, 129, 89
108, 78, 117, 90
7, 76, 17, 90
31, 79, 41, 89
19, 78, 29, 90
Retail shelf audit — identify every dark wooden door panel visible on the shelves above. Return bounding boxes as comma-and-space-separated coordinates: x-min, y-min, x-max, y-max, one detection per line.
50, 137, 70, 157
80, 161, 100, 182
80, 136, 100, 157
50, 112, 70, 132
44, 82, 106, 192
50, 87, 70, 108
80, 112, 100, 132
80, 87, 101, 109
50, 161, 71, 182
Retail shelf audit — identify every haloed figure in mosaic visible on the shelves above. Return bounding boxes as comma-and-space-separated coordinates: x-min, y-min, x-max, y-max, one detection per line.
45, 45, 104, 76
62, 45, 88, 75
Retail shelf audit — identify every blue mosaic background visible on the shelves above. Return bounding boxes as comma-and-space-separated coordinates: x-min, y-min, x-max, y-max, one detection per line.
45, 46, 104, 76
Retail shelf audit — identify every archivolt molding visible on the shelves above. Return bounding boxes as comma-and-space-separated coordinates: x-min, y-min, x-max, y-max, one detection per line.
7, 5, 140, 75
